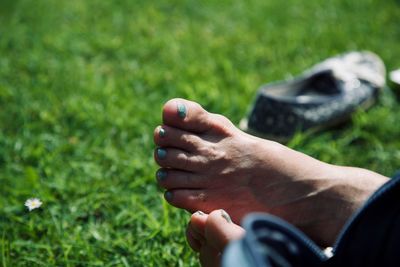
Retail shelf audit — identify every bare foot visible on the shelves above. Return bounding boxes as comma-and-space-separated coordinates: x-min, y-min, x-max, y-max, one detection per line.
154, 98, 389, 246
186, 210, 245, 267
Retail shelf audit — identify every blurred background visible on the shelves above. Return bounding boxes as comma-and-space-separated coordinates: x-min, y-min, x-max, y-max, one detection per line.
0, 0, 399, 266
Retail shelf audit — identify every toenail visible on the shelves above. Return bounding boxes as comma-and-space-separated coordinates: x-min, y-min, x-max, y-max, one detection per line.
177, 103, 187, 118
195, 210, 205, 216
220, 209, 232, 223
165, 191, 173, 201
157, 148, 167, 159
159, 127, 166, 137
156, 169, 167, 181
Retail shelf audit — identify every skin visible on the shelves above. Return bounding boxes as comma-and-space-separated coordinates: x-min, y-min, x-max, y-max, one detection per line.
186, 210, 245, 267
154, 98, 389, 248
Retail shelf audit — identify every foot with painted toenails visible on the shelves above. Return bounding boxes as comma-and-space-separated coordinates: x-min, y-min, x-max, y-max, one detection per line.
153, 98, 388, 265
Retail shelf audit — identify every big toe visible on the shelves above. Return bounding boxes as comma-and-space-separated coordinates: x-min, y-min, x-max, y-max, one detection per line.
205, 210, 245, 252
162, 98, 234, 134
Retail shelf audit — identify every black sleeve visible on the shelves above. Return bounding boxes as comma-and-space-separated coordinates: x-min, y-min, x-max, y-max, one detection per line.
328, 171, 400, 267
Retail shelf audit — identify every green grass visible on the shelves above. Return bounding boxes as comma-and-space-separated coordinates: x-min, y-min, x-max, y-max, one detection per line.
1, 0, 399, 266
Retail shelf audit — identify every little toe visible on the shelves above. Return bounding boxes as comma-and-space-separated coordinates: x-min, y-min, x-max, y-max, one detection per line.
153, 125, 204, 152
156, 169, 207, 190
164, 189, 211, 213
163, 98, 228, 134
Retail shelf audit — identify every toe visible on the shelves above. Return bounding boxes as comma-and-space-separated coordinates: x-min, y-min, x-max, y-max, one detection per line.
164, 189, 236, 215
156, 169, 208, 190
187, 211, 208, 250
154, 147, 205, 171
188, 211, 225, 266
162, 98, 233, 134
188, 210, 244, 267
205, 210, 245, 252
162, 98, 211, 133
164, 189, 211, 212
154, 125, 204, 152
190, 211, 208, 236
186, 224, 203, 252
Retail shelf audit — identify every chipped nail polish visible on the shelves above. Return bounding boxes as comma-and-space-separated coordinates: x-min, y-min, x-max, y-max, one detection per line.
157, 148, 167, 159
177, 103, 187, 118
220, 209, 232, 223
156, 169, 167, 181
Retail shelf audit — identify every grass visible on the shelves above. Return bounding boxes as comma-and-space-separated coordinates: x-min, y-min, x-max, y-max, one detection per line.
0, 0, 399, 266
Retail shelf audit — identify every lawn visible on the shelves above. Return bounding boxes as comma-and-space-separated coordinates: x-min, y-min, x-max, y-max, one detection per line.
0, 0, 399, 266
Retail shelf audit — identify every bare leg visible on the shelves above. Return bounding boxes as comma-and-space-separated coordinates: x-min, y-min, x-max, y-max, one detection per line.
154, 98, 388, 246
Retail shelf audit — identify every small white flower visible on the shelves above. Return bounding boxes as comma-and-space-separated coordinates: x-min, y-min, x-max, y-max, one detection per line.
25, 198, 43, 211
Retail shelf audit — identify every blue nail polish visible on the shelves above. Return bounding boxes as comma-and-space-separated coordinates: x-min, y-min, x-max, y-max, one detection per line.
157, 148, 167, 159
177, 103, 187, 118
159, 127, 166, 137
156, 169, 167, 181
165, 191, 173, 201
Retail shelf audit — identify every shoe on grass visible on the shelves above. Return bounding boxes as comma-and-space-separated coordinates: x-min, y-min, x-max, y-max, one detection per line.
240, 51, 386, 142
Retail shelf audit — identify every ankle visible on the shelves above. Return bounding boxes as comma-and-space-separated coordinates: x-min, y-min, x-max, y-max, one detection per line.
334, 166, 389, 197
